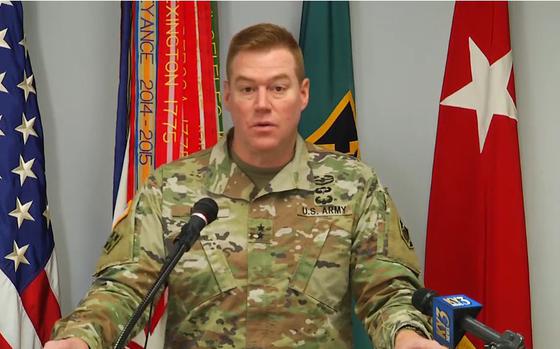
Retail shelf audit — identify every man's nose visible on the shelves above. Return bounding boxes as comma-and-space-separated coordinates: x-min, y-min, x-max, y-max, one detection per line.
255, 87, 271, 110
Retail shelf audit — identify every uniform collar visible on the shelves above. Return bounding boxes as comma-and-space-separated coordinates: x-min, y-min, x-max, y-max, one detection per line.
205, 129, 314, 201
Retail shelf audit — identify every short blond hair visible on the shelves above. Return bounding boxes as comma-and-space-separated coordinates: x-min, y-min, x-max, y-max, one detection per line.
226, 23, 305, 82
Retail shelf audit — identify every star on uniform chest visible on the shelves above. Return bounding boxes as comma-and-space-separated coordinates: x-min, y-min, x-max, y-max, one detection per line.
255, 224, 265, 240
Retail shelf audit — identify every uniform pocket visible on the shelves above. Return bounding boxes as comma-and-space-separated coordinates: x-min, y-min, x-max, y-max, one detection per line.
288, 215, 353, 312
168, 241, 227, 308
166, 206, 237, 309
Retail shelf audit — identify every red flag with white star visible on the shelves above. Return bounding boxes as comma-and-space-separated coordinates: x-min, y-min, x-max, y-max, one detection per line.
425, 1, 533, 347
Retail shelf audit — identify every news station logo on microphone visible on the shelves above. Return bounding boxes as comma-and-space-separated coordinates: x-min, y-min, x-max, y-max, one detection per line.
433, 295, 482, 348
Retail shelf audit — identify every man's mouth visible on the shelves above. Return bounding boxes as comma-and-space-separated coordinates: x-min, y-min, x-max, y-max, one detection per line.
252, 122, 276, 129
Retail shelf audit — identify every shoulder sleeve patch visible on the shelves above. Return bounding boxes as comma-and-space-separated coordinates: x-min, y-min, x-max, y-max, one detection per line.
94, 212, 135, 276
384, 193, 421, 275
399, 219, 414, 250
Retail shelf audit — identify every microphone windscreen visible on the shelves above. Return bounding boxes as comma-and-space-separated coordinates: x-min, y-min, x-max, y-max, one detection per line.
412, 288, 439, 315
192, 198, 219, 224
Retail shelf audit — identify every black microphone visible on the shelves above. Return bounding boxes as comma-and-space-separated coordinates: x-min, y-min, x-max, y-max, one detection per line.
412, 288, 525, 349
114, 197, 219, 349
175, 197, 219, 247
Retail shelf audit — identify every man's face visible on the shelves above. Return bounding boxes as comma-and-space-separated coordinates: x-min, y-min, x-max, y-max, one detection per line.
224, 47, 309, 161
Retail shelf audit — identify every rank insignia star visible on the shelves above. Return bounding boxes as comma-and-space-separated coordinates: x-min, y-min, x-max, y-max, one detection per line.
255, 224, 265, 240
249, 223, 268, 242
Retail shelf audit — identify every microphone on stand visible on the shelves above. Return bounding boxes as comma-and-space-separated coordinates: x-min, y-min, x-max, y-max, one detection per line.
114, 197, 219, 349
412, 288, 525, 349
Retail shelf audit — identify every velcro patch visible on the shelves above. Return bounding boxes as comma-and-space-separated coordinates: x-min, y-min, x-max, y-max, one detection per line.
399, 219, 414, 250
103, 230, 123, 254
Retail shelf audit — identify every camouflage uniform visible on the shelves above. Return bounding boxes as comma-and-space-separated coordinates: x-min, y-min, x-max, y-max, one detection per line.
52, 134, 431, 348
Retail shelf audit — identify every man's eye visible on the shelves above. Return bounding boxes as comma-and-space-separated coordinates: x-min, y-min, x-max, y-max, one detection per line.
240, 86, 254, 93
272, 85, 286, 92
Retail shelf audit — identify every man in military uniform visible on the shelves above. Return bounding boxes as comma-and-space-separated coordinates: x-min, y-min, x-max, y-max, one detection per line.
46, 24, 445, 349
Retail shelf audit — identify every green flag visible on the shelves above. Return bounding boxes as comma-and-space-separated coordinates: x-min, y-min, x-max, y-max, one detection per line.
299, 1, 359, 157
299, 2, 371, 348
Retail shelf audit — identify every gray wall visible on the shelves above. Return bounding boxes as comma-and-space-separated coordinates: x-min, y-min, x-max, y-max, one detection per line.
23, 2, 559, 348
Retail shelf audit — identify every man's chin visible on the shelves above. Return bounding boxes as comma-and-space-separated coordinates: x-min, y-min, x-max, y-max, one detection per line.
250, 141, 281, 153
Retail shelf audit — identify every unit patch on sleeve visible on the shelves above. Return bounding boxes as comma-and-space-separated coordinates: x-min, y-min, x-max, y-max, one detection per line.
103, 230, 123, 254
399, 219, 414, 249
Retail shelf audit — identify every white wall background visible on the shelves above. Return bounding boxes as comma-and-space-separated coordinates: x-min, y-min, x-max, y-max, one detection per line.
22, 2, 559, 348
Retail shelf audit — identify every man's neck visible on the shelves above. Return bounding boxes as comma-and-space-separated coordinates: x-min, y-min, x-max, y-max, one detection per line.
229, 136, 296, 169
235, 150, 294, 168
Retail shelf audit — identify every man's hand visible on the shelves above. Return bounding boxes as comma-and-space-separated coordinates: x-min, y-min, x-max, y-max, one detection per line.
44, 338, 88, 349
395, 329, 447, 349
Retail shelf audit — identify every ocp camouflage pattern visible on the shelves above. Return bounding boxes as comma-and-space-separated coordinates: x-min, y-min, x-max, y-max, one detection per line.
52, 134, 431, 348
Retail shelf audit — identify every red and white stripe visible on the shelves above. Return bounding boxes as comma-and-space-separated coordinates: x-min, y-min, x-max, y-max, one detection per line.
0, 252, 61, 349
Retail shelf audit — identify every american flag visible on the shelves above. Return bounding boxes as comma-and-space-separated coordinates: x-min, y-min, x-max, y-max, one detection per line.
0, 1, 61, 348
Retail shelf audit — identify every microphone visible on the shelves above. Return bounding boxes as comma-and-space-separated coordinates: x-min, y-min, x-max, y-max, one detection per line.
412, 288, 525, 349
114, 197, 219, 349
175, 197, 219, 247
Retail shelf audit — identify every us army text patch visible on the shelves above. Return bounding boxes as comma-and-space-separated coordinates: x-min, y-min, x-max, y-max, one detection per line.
298, 205, 351, 217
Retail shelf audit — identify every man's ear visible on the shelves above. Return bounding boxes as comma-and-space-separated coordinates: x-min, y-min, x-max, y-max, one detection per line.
300, 78, 310, 111
223, 80, 231, 109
